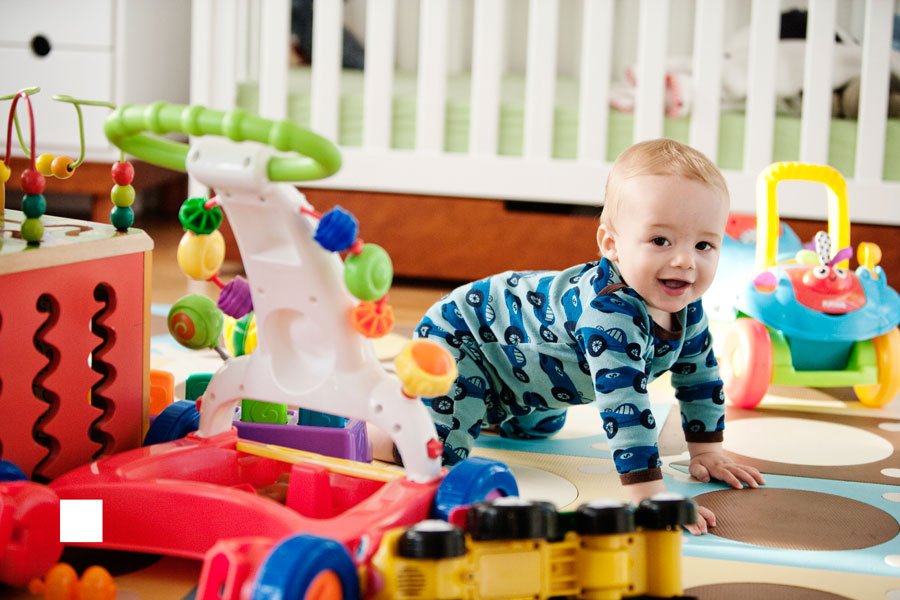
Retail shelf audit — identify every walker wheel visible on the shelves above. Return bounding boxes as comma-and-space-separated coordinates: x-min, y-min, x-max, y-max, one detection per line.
722, 318, 772, 408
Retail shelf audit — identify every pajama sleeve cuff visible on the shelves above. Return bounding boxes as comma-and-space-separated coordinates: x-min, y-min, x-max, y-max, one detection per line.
619, 467, 663, 485
683, 430, 724, 444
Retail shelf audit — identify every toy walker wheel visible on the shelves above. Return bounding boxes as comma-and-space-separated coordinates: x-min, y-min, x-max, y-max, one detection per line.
251, 534, 359, 600
431, 456, 519, 520
854, 327, 900, 408
144, 401, 200, 445
722, 318, 772, 408
394, 339, 458, 398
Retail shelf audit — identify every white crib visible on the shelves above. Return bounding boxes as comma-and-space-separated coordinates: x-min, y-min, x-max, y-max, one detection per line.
190, 0, 899, 228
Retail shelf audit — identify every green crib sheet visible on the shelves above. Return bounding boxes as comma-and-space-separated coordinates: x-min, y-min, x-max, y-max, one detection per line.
237, 67, 899, 181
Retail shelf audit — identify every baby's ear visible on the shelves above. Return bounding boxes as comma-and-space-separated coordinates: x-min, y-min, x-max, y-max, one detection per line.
597, 225, 617, 261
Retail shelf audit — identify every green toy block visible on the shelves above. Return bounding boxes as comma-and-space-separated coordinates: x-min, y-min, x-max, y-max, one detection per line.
241, 399, 288, 424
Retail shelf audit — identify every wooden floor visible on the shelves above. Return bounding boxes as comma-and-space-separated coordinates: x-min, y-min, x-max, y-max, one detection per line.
143, 213, 451, 327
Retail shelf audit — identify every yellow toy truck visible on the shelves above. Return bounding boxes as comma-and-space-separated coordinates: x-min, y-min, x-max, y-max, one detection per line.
368, 494, 697, 600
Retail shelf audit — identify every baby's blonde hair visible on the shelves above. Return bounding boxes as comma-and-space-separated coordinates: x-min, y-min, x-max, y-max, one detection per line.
601, 138, 728, 230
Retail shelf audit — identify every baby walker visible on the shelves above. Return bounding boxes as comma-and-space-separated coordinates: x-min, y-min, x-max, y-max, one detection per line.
721, 162, 900, 409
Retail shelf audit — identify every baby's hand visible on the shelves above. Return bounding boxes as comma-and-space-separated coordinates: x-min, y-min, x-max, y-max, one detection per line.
689, 451, 766, 490
684, 504, 716, 535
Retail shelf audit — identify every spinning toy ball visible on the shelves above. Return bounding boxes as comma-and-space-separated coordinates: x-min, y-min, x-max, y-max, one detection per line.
394, 339, 458, 398
168, 294, 224, 351
177, 230, 226, 281
345, 243, 393, 301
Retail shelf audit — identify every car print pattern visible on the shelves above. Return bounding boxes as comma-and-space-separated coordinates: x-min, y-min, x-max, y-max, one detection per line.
414, 259, 725, 475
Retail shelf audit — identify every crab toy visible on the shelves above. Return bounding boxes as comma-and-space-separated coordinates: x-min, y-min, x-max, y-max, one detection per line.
721, 163, 900, 409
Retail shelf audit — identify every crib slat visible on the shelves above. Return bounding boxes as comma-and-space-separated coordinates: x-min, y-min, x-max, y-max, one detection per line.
854, 0, 893, 181
577, 0, 614, 162
415, 0, 449, 153
259, 0, 290, 120
743, 1, 780, 173
523, 0, 559, 158
311, 0, 343, 140
363, 0, 397, 149
470, 0, 505, 156
190, 0, 239, 112
689, 0, 724, 161
633, 0, 668, 143
799, 0, 837, 166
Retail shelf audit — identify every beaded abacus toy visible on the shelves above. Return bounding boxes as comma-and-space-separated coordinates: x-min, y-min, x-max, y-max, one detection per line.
0, 89, 153, 481
1, 88, 138, 238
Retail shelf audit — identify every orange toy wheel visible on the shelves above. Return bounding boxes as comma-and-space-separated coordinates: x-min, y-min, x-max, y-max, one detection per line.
722, 318, 773, 408
854, 327, 900, 408
304, 570, 343, 600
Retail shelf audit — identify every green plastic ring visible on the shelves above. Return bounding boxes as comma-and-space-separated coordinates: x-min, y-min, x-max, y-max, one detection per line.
104, 103, 341, 182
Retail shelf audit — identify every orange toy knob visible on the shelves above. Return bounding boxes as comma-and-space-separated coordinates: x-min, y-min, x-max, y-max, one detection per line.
351, 300, 395, 338
394, 339, 458, 398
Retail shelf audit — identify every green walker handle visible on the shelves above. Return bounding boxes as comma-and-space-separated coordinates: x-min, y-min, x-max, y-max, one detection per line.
104, 102, 341, 182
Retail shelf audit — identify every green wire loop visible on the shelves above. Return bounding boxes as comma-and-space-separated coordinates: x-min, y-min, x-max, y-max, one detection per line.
1, 87, 40, 159
104, 103, 341, 182
52, 95, 116, 169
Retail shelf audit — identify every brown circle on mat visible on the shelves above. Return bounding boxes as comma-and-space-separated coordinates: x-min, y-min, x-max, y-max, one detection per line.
685, 582, 852, 599
694, 488, 898, 550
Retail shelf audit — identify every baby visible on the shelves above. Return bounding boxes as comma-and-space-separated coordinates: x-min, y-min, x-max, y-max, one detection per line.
407, 138, 764, 534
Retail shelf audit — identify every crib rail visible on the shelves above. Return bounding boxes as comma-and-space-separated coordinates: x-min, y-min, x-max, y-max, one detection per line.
191, 0, 900, 226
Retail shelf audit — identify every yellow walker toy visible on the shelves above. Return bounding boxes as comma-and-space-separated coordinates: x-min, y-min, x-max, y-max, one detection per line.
721, 162, 900, 409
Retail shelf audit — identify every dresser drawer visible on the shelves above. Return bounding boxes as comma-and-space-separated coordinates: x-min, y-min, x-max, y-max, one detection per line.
1, 48, 113, 156
0, 0, 113, 49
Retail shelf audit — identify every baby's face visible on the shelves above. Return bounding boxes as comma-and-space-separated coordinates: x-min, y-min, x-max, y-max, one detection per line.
599, 174, 729, 320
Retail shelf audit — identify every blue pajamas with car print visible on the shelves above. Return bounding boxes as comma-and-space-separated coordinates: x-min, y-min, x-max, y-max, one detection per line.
415, 258, 725, 484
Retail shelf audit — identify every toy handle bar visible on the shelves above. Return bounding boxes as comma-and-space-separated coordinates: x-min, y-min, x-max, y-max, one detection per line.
755, 162, 849, 271
104, 102, 341, 182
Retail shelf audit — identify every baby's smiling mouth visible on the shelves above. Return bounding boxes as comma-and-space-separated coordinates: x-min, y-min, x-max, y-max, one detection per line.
659, 279, 692, 296
660, 279, 689, 289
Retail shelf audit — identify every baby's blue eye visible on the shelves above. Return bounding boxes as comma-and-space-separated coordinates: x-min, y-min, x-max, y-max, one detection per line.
652, 237, 669, 246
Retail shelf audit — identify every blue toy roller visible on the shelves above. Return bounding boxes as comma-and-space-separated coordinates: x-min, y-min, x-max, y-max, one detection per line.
143, 400, 200, 445
252, 534, 360, 600
431, 456, 519, 520
0, 459, 27, 482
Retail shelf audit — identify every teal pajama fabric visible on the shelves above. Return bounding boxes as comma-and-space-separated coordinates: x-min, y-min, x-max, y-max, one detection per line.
414, 258, 725, 483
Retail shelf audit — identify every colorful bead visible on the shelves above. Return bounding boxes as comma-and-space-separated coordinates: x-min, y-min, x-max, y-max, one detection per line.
21, 193, 46, 218
50, 155, 74, 179
110, 160, 134, 186
314, 205, 358, 252
110, 205, 134, 230
167, 294, 224, 350
177, 229, 226, 280
344, 243, 393, 301
217, 276, 253, 318
110, 184, 135, 207
21, 169, 45, 195
224, 312, 257, 356
21, 217, 44, 244
0, 162, 10, 183
35, 153, 55, 176
179, 196, 223, 235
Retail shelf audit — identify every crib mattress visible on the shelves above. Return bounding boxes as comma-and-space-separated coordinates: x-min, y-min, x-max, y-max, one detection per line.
237, 67, 899, 181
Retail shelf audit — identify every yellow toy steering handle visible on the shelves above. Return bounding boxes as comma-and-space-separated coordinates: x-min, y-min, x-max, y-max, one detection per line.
755, 162, 850, 270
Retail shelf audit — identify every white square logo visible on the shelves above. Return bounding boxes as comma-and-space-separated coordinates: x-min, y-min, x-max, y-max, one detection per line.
59, 499, 103, 543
